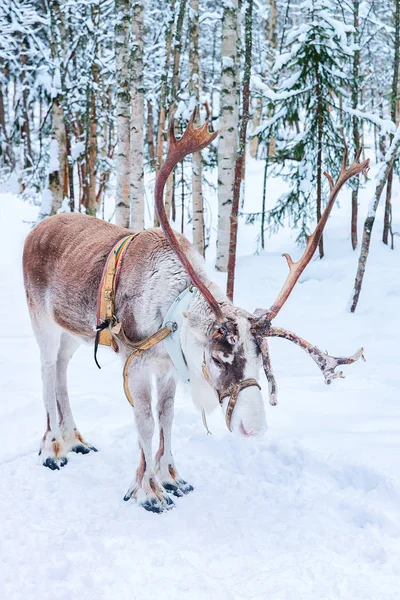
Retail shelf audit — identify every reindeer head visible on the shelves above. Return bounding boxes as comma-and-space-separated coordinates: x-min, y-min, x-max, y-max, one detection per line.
180, 298, 266, 435
155, 110, 368, 436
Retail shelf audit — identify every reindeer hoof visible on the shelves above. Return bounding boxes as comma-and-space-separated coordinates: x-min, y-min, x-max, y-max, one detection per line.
123, 486, 175, 512
162, 482, 184, 497
176, 479, 194, 494
141, 495, 175, 513
42, 456, 68, 470
71, 443, 98, 454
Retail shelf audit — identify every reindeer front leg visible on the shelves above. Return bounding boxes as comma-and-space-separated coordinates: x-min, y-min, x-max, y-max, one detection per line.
123, 369, 174, 513
154, 372, 193, 497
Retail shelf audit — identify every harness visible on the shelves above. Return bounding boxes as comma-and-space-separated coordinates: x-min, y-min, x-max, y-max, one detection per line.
95, 234, 261, 431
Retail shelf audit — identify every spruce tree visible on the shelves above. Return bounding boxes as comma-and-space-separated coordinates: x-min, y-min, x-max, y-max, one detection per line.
263, 0, 353, 256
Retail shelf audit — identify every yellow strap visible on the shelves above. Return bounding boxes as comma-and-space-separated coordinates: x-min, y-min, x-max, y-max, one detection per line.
97, 235, 134, 349
122, 326, 173, 407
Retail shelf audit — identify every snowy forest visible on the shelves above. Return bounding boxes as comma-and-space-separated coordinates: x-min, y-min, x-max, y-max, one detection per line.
1, 1, 400, 598
2, 0, 400, 301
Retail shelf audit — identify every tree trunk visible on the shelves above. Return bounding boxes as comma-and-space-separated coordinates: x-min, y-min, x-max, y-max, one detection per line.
130, 1, 145, 231
65, 127, 74, 212
85, 57, 98, 216
350, 127, 400, 312
226, 0, 253, 300
0, 83, 13, 168
383, 0, 400, 245
155, 0, 174, 226
49, 98, 67, 214
351, 0, 360, 250
47, 1, 67, 215
147, 100, 156, 170
189, 0, 205, 256
216, 0, 238, 272
315, 62, 324, 259
21, 86, 33, 171
115, 0, 131, 227
164, 0, 187, 221
261, 139, 270, 250
250, 0, 276, 159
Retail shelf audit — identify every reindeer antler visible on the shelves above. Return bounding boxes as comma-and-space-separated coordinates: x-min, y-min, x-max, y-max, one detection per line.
260, 148, 369, 323
155, 109, 223, 321
252, 149, 369, 404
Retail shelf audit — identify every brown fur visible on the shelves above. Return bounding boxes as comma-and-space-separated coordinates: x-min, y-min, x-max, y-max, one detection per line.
23, 213, 193, 343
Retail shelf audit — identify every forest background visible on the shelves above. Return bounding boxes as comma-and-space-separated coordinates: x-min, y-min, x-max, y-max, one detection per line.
0, 0, 399, 307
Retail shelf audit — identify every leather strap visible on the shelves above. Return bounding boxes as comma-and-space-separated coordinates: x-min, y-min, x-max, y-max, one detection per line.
122, 326, 173, 406
96, 234, 135, 350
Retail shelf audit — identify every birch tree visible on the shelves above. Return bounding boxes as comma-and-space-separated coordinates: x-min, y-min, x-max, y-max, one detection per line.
154, 0, 174, 226
382, 0, 400, 246
216, 0, 238, 272
350, 0, 361, 250
85, 1, 100, 216
165, 0, 187, 220
115, 0, 131, 227
189, 0, 205, 256
130, 1, 145, 230
48, 0, 67, 215
227, 0, 253, 300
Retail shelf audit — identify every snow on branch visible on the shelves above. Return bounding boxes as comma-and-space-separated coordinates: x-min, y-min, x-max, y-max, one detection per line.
343, 106, 396, 136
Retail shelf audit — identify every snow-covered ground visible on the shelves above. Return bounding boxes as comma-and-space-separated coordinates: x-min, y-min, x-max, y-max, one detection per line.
1, 161, 399, 600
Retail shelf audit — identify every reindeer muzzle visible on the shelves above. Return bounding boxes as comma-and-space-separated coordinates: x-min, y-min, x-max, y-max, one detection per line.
218, 379, 261, 432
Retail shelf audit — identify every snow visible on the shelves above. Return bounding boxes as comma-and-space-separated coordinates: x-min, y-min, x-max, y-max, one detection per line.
343, 107, 396, 136
70, 141, 85, 161
37, 188, 53, 220
222, 56, 235, 69
48, 139, 60, 173
1, 158, 400, 599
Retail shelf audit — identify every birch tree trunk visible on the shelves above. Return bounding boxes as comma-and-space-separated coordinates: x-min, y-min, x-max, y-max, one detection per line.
48, 0, 67, 215
189, 0, 205, 256
216, 0, 238, 272
86, 52, 98, 216
155, 0, 174, 226
49, 98, 67, 214
382, 0, 399, 245
115, 0, 131, 227
0, 85, 13, 168
226, 0, 253, 300
315, 60, 324, 259
164, 0, 187, 221
350, 0, 360, 250
147, 100, 156, 170
130, 1, 145, 231
350, 127, 400, 312
250, 0, 276, 158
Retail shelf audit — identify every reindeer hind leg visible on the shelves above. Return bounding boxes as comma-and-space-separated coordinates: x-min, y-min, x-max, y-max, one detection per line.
31, 311, 68, 470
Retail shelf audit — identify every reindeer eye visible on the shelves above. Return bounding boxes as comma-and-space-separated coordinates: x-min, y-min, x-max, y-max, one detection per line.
212, 356, 223, 366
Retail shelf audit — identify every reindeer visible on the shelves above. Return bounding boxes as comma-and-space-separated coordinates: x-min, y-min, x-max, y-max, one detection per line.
23, 112, 368, 513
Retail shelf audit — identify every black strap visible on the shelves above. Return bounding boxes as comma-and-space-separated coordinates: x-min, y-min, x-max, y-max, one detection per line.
94, 320, 111, 369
